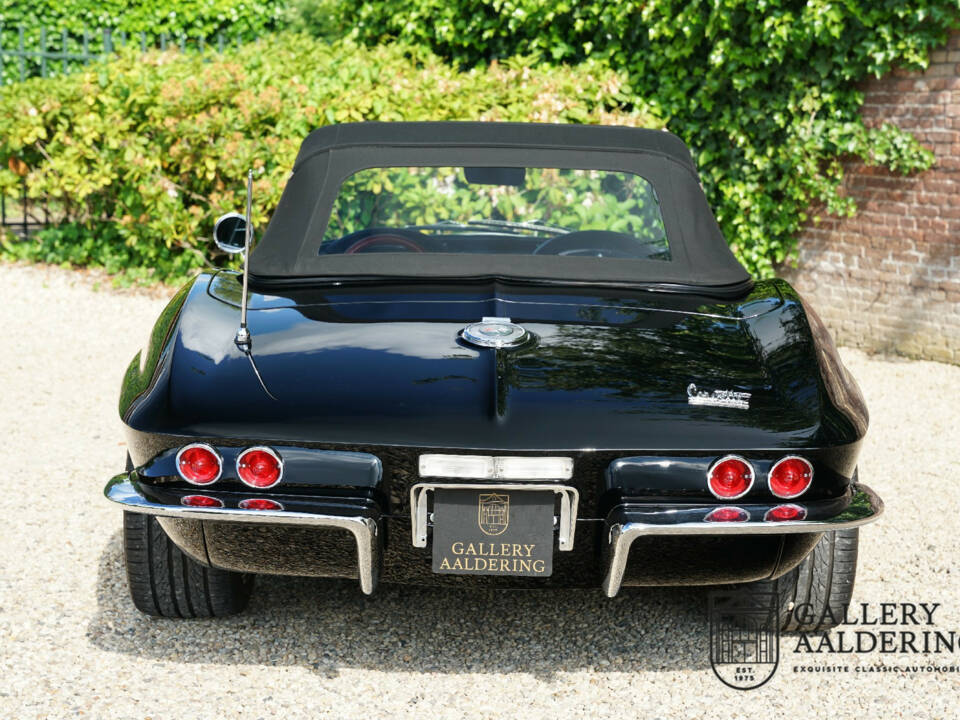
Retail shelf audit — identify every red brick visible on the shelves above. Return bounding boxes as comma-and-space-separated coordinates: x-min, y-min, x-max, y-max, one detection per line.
926, 65, 956, 79
917, 178, 958, 193
791, 30, 960, 361
933, 157, 960, 170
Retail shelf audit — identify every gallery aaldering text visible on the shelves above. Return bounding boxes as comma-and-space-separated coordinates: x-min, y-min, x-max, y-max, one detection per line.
791, 602, 960, 654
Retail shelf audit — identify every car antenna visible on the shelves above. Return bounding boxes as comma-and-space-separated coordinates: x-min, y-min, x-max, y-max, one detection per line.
235, 169, 253, 352
230, 170, 276, 401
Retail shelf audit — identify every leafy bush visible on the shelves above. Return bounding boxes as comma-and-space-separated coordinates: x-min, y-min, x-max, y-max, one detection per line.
0, 0, 284, 84
0, 35, 658, 284
0, 0, 283, 37
282, 0, 343, 40
336, 0, 957, 275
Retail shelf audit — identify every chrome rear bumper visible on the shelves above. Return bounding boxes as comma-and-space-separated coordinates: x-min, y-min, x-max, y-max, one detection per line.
107, 473, 882, 597
601, 483, 883, 597
104, 474, 381, 594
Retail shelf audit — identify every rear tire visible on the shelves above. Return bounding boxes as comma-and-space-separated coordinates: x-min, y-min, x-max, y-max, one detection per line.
732, 528, 859, 632
122, 511, 254, 618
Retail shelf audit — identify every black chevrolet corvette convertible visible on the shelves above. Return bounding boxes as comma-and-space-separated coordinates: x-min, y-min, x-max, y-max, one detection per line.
106, 122, 881, 629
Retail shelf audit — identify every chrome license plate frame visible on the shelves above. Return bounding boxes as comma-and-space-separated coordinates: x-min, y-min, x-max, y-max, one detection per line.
409, 482, 579, 551
430, 488, 556, 576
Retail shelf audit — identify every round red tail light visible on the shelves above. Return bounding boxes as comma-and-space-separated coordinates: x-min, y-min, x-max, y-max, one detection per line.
764, 504, 806, 522
181, 494, 223, 508
768, 456, 813, 499
176, 444, 222, 485
704, 506, 749, 523
707, 456, 754, 499
236, 447, 283, 488
239, 498, 284, 511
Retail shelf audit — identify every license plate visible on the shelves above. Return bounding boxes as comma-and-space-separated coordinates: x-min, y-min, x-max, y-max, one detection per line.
431, 488, 554, 577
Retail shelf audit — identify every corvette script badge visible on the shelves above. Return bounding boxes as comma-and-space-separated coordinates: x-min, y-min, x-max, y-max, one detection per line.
687, 383, 751, 410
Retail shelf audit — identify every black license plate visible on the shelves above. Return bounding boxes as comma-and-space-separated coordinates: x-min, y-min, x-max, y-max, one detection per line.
431, 488, 555, 577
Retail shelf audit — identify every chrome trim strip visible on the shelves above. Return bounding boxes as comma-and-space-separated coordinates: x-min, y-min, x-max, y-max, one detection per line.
601, 483, 883, 598
104, 475, 380, 595
409, 482, 580, 551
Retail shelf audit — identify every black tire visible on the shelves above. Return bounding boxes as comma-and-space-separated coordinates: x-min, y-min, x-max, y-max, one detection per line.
732, 527, 859, 632
122, 510, 254, 618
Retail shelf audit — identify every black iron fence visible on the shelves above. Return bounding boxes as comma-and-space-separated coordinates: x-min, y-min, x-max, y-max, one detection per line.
2, 184, 51, 240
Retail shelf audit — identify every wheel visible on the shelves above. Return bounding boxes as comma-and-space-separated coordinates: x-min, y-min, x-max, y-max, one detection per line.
731, 527, 859, 632
123, 511, 254, 618
121, 454, 252, 617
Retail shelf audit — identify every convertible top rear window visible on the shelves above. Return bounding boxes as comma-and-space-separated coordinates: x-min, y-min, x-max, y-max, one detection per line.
320, 166, 670, 261
250, 122, 752, 294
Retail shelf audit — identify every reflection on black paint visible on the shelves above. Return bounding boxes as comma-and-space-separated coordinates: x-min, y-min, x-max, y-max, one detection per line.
126, 272, 867, 452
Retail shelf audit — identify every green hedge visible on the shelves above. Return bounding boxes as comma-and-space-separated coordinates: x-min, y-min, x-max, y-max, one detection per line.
0, 0, 283, 36
335, 0, 957, 276
0, 35, 658, 284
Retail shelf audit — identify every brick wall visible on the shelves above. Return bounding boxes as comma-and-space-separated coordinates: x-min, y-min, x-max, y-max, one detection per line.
780, 32, 960, 364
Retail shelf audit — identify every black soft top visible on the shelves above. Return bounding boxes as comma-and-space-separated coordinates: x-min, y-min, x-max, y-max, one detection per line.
250, 122, 752, 294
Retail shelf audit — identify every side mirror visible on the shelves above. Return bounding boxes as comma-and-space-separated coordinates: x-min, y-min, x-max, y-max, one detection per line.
213, 212, 249, 254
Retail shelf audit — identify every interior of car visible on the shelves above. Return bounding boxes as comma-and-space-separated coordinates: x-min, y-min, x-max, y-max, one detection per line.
316, 165, 672, 261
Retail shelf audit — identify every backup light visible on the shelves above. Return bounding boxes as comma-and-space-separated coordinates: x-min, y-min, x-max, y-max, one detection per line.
419, 454, 573, 480
419, 454, 495, 479
495, 456, 574, 480
768, 456, 814, 498
176, 444, 222, 485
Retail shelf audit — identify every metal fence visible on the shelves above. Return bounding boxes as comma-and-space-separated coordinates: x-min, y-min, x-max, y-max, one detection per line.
1, 184, 50, 240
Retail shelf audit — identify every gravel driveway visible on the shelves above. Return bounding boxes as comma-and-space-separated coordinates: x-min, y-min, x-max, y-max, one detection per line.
2, 262, 959, 719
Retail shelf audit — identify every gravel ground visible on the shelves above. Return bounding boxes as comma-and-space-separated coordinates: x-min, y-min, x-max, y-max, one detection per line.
1, 261, 959, 719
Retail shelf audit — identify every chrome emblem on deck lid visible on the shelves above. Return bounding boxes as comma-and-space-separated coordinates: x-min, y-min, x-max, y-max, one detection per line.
462, 317, 528, 348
